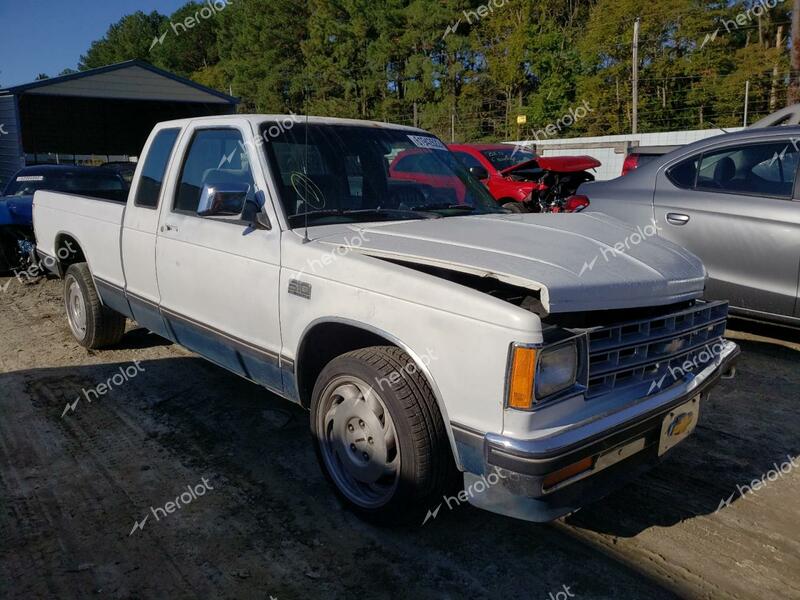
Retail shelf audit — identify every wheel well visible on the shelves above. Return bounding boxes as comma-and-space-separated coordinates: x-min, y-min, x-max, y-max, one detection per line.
54, 234, 85, 275
296, 322, 397, 408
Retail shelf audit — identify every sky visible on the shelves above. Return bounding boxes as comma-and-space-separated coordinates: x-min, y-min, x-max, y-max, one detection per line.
0, 0, 188, 87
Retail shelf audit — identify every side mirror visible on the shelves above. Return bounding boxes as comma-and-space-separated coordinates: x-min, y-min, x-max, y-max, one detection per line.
241, 193, 271, 230
468, 166, 489, 180
197, 183, 249, 217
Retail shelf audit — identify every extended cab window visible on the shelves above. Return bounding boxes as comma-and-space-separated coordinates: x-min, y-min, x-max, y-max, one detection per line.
135, 128, 180, 208
174, 128, 255, 215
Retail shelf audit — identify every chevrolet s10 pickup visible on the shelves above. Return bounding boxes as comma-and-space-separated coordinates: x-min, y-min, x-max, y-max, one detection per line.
33, 115, 739, 524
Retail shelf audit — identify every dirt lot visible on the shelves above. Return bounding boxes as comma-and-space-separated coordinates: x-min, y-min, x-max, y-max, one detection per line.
1, 275, 799, 600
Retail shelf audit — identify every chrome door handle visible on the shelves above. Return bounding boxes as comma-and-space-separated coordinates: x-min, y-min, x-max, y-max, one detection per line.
161, 223, 178, 232
666, 213, 690, 226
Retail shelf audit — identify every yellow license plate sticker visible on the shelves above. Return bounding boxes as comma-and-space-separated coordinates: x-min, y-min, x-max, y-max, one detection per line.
658, 396, 700, 456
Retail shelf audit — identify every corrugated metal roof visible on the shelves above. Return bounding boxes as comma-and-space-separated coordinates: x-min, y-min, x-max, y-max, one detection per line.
0, 60, 237, 105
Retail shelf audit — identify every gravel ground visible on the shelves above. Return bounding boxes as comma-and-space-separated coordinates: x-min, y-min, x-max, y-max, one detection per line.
1, 275, 799, 600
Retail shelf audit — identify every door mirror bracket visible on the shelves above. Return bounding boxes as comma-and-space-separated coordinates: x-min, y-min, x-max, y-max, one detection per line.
242, 193, 271, 230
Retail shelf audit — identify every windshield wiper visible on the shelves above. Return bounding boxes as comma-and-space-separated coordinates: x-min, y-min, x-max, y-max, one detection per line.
288, 207, 438, 225
343, 208, 439, 219
292, 209, 346, 219
409, 203, 477, 212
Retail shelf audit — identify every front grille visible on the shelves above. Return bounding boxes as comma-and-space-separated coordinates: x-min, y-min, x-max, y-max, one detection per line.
585, 300, 729, 399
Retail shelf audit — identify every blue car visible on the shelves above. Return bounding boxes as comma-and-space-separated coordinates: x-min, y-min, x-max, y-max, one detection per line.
0, 165, 126, 271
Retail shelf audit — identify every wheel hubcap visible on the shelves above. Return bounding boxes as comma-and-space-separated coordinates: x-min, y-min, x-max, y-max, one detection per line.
66, 279, 87, 339
317, 376, 400, 508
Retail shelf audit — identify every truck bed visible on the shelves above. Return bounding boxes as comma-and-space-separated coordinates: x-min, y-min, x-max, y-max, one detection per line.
33, 190, 125, 288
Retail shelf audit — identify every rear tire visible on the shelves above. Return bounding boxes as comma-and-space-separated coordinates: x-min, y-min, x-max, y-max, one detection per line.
310, 346, 458, 525
64, 263, 126, 349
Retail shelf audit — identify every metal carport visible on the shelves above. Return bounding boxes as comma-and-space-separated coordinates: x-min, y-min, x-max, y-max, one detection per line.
0, 60, 238, 187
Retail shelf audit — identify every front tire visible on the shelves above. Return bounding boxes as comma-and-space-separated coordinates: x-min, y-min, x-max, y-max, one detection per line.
502, 201, 527, 213
310, 346, 457, 524
64, 263, 126, 349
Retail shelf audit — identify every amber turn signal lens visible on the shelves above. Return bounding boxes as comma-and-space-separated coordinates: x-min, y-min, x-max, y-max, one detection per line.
508, 347, 537, 409
543, 456, 594, 490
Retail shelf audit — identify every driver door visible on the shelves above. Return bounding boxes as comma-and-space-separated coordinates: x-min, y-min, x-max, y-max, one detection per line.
155, 121, 284, 393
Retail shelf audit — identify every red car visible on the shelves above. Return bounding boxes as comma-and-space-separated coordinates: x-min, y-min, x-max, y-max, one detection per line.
448, 143, 601, 212
388, 147, 467, 204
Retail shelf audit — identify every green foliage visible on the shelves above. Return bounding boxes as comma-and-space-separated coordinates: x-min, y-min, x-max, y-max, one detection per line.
71, 0, 792, 137
79, 11, 166, 69
149, 2, 221, 78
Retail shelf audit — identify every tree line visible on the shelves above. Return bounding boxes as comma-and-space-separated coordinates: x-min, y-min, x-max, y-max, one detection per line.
72, 0, 791, 142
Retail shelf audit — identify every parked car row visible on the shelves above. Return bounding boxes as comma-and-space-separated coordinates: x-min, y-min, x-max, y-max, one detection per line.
0, 165, 129, 271
28, 115, 738, 525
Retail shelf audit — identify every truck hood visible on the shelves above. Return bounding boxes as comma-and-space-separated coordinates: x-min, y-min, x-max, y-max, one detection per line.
314, 212, 706, 313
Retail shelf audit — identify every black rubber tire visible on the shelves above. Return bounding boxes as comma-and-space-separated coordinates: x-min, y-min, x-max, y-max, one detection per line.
310, 346, 459, 525
64, 263, 126, 349
502, 201, 527, 213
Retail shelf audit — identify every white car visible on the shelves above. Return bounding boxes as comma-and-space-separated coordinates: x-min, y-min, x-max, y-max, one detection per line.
33, 115, 739, 524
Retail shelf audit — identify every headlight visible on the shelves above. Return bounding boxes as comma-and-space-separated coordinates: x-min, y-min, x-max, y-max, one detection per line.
506, 340, 580, 410
536, 342, 578, 399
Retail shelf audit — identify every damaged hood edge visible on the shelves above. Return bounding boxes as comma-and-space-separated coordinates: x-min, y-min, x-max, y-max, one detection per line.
350, 247, 703, 315
353, 246, 552, 308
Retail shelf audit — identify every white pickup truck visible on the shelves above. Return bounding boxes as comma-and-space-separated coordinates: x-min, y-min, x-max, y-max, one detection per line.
33, 115, 739, 524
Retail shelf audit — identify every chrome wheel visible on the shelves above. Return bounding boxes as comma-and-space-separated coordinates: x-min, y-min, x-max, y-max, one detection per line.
317, 375, 400, 508
65, 277, 87, 340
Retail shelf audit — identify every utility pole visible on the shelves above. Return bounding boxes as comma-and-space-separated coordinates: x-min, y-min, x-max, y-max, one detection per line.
771, 26, 785, 111
413, 102, 419, 128
791, 0, 800, 104
451, 109, 456, 142
632, 17, 640, 135
744, 80, 750, 127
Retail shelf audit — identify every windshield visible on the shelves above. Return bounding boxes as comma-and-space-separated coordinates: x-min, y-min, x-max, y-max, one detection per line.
4, 169, 127, 200
481, 148, 535, 170
260, 122, 504, 227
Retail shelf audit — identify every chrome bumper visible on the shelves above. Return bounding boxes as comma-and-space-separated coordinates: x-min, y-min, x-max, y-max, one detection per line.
452, 339, 740, 522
